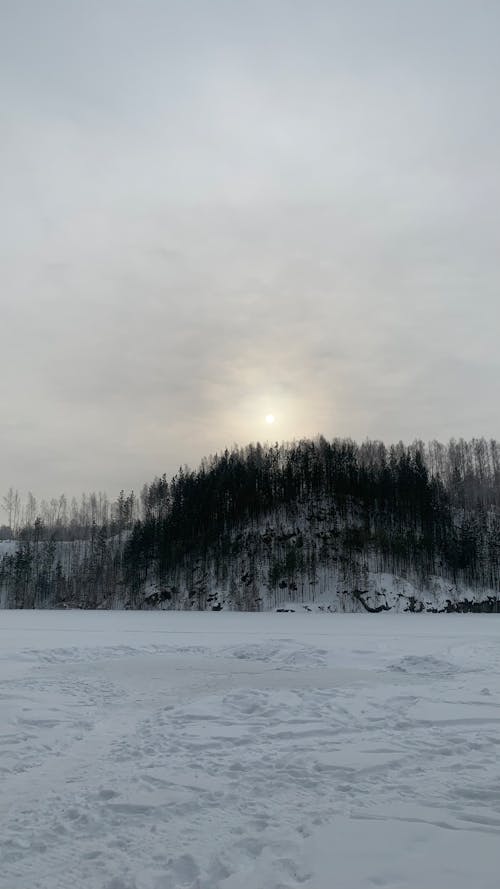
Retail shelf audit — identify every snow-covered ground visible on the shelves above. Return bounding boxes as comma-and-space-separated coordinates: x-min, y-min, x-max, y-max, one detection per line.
1, 612, 500, 889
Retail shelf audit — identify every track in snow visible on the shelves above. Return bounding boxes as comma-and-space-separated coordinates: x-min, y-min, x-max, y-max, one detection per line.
1, 612, 499, 889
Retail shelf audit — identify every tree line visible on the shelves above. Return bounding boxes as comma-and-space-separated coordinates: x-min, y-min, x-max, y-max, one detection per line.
2, 436, 500, 609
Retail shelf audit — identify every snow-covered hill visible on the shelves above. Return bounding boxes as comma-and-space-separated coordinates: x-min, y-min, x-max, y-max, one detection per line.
3, 437, 500, 611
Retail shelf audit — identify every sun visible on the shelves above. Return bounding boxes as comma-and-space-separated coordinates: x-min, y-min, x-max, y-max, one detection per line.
265, 414, 275, 425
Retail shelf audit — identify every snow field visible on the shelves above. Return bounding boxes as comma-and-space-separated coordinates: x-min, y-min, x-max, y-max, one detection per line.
1, 612, 499, 889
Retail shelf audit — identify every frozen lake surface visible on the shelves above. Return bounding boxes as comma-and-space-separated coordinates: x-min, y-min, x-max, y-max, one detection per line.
1, 611, 499, 889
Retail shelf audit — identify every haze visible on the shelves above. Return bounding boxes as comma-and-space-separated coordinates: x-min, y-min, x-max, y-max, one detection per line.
1, 0, 499, 498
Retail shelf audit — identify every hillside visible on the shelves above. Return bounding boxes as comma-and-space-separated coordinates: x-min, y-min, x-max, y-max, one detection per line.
1, 437, 500, 612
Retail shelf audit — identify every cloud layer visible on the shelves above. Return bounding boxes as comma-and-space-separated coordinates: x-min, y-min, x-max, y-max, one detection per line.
1, 1, 500, 497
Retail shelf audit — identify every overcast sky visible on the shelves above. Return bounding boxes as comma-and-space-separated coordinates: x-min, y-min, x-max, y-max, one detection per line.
1, 0, 499, 500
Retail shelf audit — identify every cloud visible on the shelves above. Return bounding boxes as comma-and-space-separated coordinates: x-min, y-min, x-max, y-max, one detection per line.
1, 1, 499, 497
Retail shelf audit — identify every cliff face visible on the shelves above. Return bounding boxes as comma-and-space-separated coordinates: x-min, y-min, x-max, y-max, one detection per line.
1, 514, 498, 613
132, 504, 499, 614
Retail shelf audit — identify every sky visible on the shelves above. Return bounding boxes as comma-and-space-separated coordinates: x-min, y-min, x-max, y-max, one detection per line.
1, 0, 500, 500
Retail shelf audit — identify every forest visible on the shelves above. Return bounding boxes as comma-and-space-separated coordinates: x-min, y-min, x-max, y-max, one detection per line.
1, 437, 500, 611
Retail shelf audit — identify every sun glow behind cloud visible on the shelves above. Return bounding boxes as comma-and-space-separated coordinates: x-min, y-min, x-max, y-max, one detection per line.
1, 1, 500, 496
201, 381, 331, 462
